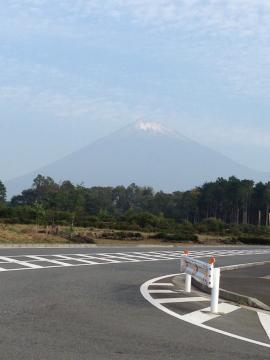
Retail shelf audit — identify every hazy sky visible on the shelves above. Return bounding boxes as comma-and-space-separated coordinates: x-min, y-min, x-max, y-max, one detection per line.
1, 1, 270, 180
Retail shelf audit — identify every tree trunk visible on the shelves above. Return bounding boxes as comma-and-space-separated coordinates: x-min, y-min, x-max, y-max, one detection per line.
258, 210, 261, 226
266, 205, 269, 226
243, 200, 248, 224
213, 203, 217, 218
236, 207, 239, 225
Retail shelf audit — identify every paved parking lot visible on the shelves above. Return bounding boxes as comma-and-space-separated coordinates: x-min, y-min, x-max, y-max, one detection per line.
0, 246, 269, 359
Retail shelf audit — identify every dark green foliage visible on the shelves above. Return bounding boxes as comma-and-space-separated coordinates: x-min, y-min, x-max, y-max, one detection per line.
100, 231, 143, 240
151, 232, 198, 242
124, 211, 171, 230
3, 174, 270, 244
237, 236, 270, 245
0, 180, 6, 203
197, 218, 225, 234
64, 232, 95, 244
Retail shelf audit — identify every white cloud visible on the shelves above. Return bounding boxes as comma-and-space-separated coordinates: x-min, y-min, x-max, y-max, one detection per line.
179, 120, 270, 149
0, 54, 170, 126
3, 1, 270, 100
0, 85, 120, 119
0, 82, 168, 126
2, 1, 270, 138
5, 1, 270, 38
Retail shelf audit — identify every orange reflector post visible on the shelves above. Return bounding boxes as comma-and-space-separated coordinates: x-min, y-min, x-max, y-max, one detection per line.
209, 257, 216, 265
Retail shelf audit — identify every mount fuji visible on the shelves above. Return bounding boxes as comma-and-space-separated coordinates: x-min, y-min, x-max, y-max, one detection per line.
6, 121, 269, 196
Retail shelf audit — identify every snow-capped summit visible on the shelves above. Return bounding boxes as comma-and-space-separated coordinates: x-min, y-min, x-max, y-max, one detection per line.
133, 120, 185, 141
135, 121, 171, 135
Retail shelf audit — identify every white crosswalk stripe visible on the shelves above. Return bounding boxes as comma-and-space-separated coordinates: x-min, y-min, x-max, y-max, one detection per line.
0, 256, 43, 269
100, 254, 140, 262
75, 254, 121, 263
27, 255, 73, 267
54, 255, 99, 265
0, 248, 269, 272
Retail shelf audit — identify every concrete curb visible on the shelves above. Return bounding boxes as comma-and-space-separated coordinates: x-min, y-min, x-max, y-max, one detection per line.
0, 243, 177, 249
172, 274, 270, 311
0, 243, 269, 249
218, 261, 270, 311
220, 260, 270, 271
191, 277, 270, 312
0, 244, 98, 248
4, 243, 264, 249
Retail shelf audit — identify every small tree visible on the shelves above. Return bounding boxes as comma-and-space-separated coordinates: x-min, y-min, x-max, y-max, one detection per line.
0, 180, 6, 203
34, 202, 46, 230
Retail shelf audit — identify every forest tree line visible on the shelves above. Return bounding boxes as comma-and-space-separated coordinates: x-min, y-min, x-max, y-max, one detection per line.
1, 175, 270, 232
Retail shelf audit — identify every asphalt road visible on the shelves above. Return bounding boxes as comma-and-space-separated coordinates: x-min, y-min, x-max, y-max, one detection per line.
221, 263, 270, 306
0, 246, 269, 360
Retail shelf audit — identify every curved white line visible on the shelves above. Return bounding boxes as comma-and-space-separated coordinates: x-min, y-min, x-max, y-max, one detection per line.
140, 274, 270, 349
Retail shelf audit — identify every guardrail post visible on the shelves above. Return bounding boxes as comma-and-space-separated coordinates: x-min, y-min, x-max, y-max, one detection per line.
210, 267, 220, 313
183, 250, 191, 293
185, 273, 192, 293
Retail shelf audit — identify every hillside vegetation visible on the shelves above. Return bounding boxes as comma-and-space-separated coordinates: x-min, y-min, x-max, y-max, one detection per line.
1, 175, 270, 244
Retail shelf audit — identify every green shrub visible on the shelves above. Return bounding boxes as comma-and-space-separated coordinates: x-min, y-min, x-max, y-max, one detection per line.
151, 231, 198, 242
101, 230, 143, 240
124, 211, 171, 230
237, 235, 270, 245
199, 218, 225, 233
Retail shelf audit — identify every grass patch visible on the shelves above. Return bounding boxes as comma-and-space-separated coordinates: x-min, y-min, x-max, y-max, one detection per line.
1, 222, 268, 245
0, 223, 70, 244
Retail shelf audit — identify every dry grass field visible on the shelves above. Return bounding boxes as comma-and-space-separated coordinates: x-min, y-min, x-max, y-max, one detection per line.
0, 223, 233, 245
0, 224, 70, 244
0, 224, 171, 245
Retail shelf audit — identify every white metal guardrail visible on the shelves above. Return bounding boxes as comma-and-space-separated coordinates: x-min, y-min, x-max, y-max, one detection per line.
180, 250, 220, 313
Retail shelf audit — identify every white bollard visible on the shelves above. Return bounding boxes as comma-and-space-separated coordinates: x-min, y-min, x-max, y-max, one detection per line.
182, 249, 192, 293
210, 267, 220, 313
185, 273, 192, 293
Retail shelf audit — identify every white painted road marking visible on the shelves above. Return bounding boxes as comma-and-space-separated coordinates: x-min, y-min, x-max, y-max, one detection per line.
27, 255, 73, 267
158, 297, 207, 304
0, 248, 269, 272
258, 312, 270, 340
0, 256, 42, 269
76, 254, 121, 263
100, 254, 140, 262
140, 274, 270, 348
181, 303, 238, 324
149, 283, 174, 287
148, 290, 175, 294
54, 255, 99, 265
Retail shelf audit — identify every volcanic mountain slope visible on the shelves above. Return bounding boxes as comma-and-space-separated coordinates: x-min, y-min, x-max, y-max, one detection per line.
6, 121, 269, 196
